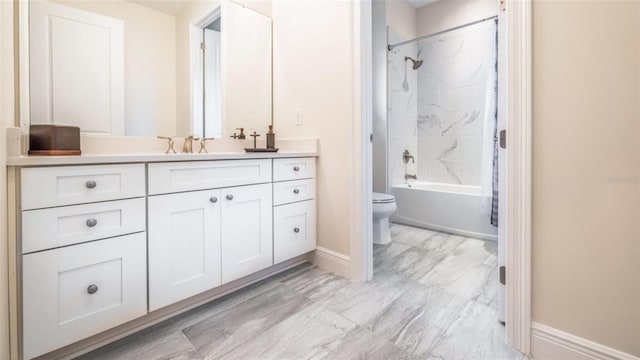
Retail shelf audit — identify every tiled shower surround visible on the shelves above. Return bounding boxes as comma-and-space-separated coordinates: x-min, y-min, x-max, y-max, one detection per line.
389, 20, 498, 186
387, 29, 418, 187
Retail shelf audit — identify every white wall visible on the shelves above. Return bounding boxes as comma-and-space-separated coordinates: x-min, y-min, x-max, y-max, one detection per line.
416, 0, 497, 37
532, 0, 640, 356
55, 0, 177, 136
0, 0, 14, 358
372, 0, 387, 193
272, 0, 355, 256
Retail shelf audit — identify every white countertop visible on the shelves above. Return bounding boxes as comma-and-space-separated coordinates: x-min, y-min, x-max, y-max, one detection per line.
7, 151, 318, 166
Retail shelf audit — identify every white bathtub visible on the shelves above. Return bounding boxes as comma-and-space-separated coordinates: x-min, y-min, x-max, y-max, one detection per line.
391, 182, 498, 241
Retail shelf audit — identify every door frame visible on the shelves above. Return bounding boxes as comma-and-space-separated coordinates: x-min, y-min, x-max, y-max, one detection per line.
350, 0, 532, 355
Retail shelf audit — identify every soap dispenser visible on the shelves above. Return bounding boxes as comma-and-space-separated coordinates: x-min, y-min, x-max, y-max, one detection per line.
266, 125, 276, 149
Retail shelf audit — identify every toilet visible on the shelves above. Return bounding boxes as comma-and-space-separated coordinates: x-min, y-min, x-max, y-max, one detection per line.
372, 192, 397, 245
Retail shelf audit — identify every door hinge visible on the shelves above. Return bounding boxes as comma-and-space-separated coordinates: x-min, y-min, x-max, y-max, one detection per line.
200, 42, 205, 50
370, 133, 373, 143
499, 129, 506, 149
499, 266, 506, 285
500, 0, 506, 12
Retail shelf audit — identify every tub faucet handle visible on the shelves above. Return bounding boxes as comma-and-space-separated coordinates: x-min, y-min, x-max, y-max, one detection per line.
403, 150, 415, 164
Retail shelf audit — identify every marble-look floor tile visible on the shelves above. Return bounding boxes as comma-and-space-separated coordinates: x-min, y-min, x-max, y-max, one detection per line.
373, 242, 413, 270
375, 245, 448, 282
316, 271, 412, 326
390, 224, 438, 246
327, 327, 423, 360
182, 285, 312, 359
77, 321, 200, 360
170, 276, 282, 332
366, 282, 468, 357
218, 303, 356, 360
474, 265, 499, 309
426, 301, 525, 360
280, 265, 352, 303
417, 238, 496, 300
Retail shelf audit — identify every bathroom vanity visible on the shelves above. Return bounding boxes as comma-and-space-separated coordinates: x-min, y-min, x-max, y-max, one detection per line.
6, 151, 317, 359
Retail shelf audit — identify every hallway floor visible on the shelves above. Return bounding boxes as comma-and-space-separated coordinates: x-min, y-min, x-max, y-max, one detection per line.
78, 224, 526, 360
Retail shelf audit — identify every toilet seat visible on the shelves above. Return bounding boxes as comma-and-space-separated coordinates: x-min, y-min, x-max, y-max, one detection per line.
372, 192, 395, 204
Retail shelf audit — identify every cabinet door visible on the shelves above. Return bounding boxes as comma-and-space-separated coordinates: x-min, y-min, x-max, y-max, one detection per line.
274, 200, 317, 264
23, 234, 146, 360
221, 183, 273, 283
148, 190, 222, 311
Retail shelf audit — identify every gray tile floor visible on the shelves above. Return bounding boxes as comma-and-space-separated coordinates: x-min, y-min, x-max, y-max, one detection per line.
78, 224, 527, 360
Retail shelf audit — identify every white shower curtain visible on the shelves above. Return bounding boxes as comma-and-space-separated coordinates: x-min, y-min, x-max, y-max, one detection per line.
480, 24, 498, 220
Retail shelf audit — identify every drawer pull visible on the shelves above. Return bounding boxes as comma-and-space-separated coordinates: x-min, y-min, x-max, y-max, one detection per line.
293, 166, 300, 172
226, 194, 234, 201
210, 196, 218, 203
293, 227, 300, 233
86, 218, 98, 228
293, 188, 300, 194
85, 180, 97, 189
87, 284, 99, 295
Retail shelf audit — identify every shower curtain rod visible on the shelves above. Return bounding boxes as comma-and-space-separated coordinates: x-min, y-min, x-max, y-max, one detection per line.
387, 15, 498, 51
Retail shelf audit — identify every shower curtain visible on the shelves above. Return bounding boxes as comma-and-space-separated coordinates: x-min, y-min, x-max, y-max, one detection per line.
478, 20, 499, 226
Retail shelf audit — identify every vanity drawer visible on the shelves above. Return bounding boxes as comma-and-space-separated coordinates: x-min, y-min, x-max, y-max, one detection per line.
21, 164, 146, 210
273, 157, 316, 182
148, 159, 272, 195
273, 179, 315, 206
22, 198, 146, 254
274, 200, 316, 264
22, 233, 147, 360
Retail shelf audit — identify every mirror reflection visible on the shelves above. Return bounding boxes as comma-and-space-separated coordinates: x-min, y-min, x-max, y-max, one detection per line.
28, 0, 272, 138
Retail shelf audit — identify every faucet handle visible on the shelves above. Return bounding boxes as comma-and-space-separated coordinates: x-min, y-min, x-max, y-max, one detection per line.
198, 138, 215, 153
236, 128, 246, 139
157, 136, 176, 154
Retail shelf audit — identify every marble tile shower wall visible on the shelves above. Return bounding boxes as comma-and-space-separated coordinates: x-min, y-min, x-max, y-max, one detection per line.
416, 20, 497, 185
388, 29, 418, 188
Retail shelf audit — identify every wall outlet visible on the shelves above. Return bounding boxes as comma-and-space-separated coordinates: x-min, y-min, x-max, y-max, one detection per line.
295, 110, 303, 126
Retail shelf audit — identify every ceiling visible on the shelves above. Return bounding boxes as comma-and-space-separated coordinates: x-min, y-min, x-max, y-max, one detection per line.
128, 0, 190, 15
406, 0, 441, 9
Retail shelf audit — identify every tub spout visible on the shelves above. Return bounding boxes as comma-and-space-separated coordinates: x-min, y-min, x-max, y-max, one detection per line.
405, 174, 417, 180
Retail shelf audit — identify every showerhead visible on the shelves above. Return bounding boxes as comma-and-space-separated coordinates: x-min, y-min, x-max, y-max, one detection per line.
404, 56, 423, 70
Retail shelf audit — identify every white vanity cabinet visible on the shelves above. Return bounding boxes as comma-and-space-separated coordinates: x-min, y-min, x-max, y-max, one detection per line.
272, 158, 317, 264
19, 164, 148, 360
147, 159, 273, 309
10, 156, 317, 359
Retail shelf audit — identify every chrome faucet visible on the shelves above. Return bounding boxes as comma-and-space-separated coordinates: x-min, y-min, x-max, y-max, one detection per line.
403, 149, 415, 164
182, 135, 198, 153
405, 174, 417, 180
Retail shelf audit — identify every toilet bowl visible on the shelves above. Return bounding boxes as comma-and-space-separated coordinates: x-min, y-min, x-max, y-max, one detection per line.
372, 192, 397, 245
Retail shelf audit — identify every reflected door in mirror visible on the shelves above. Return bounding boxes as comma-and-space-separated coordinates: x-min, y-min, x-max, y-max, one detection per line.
30, 1, 124, 135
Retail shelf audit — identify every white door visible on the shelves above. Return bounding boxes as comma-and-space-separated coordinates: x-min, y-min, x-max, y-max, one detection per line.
204, 28, 222, 138
148, 190, 222, 311
221, 183, 273, 283
30, 1, 124, 135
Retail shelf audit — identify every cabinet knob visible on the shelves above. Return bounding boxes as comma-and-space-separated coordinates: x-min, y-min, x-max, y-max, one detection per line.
293, 227, 300, 233
293, 166, 300, 172
226, 194, 234, 201
85, 180, 97, 189
210, 196, 218, 203
293, 189, 300, 194
87, 284, 99, 295
86, 218, 98, 228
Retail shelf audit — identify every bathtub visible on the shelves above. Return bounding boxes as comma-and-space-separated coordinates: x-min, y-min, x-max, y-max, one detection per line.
391, 182, 498, 241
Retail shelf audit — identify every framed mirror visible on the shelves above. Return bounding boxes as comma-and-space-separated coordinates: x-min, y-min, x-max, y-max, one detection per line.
21, 0, 272, 138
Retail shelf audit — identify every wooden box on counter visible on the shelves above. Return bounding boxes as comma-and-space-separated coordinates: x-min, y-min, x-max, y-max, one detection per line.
29, 125, 81, 155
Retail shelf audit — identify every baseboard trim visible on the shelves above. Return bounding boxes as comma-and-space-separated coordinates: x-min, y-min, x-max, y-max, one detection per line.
308, 246, 351, 278
531, 322, 640, 360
